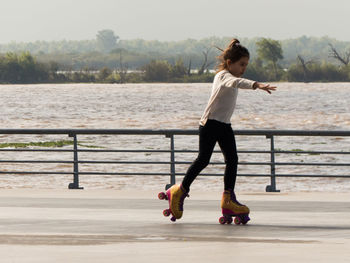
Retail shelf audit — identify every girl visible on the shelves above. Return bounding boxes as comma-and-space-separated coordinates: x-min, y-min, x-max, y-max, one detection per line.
163, 38, 276, 223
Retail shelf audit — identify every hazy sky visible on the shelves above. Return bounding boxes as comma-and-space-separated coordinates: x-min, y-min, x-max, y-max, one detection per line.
1, 0, 350, 43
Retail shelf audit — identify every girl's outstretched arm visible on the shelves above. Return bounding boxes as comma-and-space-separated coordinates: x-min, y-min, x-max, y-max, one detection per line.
253, 82, 277, 94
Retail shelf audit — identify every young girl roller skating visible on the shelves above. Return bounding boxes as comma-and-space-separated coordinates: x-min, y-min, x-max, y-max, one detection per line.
159, 38, 276, 224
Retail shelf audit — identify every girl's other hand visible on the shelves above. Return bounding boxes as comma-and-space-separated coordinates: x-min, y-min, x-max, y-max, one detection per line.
254, 82, 277, 94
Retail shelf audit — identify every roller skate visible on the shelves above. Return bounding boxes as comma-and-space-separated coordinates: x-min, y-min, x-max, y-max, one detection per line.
219, 190, 250, 225
158, 184, 189, 222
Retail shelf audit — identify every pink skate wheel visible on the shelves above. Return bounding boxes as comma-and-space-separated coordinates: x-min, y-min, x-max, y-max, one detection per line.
158, 192, 166, 200
234, 217, 241, 225
163, 209, 171, 217
219, 216, 226, 225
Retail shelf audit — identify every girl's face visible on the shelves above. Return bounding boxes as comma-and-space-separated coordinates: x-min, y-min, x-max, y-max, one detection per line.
227, 56, 249, 77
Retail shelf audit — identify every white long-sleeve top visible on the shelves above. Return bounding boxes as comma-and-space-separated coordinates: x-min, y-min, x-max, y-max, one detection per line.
199, 69, 256, 126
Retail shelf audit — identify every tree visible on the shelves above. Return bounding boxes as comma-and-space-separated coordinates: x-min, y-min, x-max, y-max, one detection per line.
0, 52, 49, 83
296, 55, 317, 82
98, 67, 113, 81
244, 58, 268, 82
142, 60, 171, 82
96, 30, 119, 53
117, 49, 128, 83
328, 43, 350, 66
256, 38, 283, 79
198, 47, 215, 75
171, 58, 187, 78
187, 59, 192, 76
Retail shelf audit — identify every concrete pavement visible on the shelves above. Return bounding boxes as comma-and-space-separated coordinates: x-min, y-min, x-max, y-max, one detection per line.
0, 189, 349, 262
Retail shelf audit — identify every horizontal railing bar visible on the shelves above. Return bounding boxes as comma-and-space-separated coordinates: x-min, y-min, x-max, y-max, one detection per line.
274, 162, 350, 166
270, 174, 350, 178
78, 149, 350, 155
78, 161, 267, 165
78, 172, 172, 176
79, 161, 172, 164
73, 172, 350, 178
0, 148, 348, 155
0, 171, 72, 175
175, 150, 350, 154
0, 149, 73, 152
77, 161, 234, 165
0, 149, 348, 157
275, 151, 350, 154
75, 172, 272, 176
0, 129, 349, 136
172, 161, 350, 166
1, 170, 349, 178
73, 149, 267, 154
77, 149, 170, 153
178, 161, 350, 166
0, 149, 173, 153
1, 159, 347, 166
172, 173, 350, 178
76, 161, 350, 166
0, 160, 73, 163
76, 149, 274, 153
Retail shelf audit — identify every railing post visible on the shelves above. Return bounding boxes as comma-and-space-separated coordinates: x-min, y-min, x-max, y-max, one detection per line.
68, 133, 83, 189
266, 135, 280, 192
165, 133, 176, 190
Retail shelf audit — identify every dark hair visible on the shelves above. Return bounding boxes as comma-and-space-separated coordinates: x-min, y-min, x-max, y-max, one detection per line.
215, 38, 250, 72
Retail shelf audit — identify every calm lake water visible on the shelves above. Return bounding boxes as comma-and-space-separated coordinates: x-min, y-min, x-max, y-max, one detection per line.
0, 82, 349, 192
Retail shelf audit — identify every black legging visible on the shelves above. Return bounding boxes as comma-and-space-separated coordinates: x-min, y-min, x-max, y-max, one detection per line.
181, 119, 238, 192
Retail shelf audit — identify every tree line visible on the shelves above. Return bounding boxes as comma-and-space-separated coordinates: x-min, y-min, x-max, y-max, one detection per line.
1, 30, 350, 84
1, 31, 350, 67
0, 52, 214, 84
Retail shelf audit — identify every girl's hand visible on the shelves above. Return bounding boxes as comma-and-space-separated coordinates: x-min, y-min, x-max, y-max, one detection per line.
254, 82, 277, 94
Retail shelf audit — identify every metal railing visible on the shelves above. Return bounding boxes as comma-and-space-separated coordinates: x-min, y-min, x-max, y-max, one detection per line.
0, 129, 349, 192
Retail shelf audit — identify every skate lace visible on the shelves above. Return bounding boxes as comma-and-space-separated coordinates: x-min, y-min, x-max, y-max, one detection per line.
231, 192, 244, 206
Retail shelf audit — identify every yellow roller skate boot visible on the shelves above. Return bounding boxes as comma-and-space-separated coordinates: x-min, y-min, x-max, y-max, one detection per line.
158, 184, 189, 222
219, 190, 250, 225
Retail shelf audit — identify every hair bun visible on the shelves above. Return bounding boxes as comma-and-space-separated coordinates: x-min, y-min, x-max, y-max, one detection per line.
229, 38, 240, 48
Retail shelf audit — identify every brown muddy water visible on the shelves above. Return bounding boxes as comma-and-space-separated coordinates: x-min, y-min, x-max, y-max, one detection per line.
0, 82, 349, 192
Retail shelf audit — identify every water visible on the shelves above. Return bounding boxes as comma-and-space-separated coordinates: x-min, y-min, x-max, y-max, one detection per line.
0, 82, 349, 192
